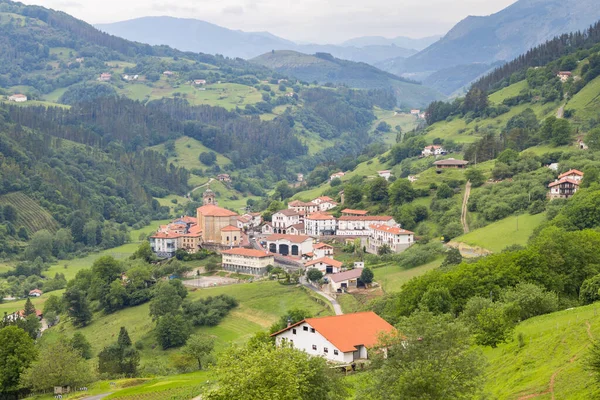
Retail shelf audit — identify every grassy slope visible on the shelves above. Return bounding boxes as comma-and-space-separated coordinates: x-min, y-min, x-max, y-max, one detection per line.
485, 303, 600, 399
373, 258, 443, 293
149, 136, 232, 171
455, 213, 547, 253
0, 192, 59, 234
566, 75, 600, 125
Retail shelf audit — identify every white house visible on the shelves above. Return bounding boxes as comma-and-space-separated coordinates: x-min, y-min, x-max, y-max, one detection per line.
313, 196, 338, 211
557, 71, 573, 82
244, 212, 263, 228
149, 232, 180, 258
548, 170, 584, 200
287, 223, 306, 236
29, 289, 42, 297
313, 242, 334, 258
341, 209, 369, 217
271, 312, 395, 363
220, 248, 274, 276
330, 172, 345, 181
194, 79, 207, 85
367, 224, 415, 254
288, 200, 319, 214
98, 73, 111, 82
558, 169, 584, 182
8, 94, 27, 102
304, 213, 337, 236
264, 234, 314, 257
422, 145, 445, 157
327, 269, 363, 292
272, 209, 302, 233
410, 109, 420, 115
377, 170, 392, 180
305, 257, 343, 274
261, 222, 274, 235
336, 216, 396, 236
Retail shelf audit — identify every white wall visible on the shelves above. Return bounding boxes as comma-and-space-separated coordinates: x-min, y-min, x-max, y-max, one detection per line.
275, 322, 354, 363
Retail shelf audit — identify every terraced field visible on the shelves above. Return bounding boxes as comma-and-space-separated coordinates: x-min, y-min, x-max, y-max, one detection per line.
0, 192, 59, 234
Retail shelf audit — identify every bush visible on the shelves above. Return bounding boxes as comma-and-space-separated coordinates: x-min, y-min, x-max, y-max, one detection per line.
580, 274, 600, 305
501, 283, 558, 321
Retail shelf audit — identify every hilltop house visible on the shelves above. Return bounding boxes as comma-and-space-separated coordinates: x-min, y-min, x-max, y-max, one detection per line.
330, 172, 345, 181
271, 312, 395, 363
313, 196, 338, 211
98, 73, 111, 81
29, 289, 42, 297
217, 174, 231, 182
422, 145, 445, 157
221, 248, 274, 276
367, 225, 414, 254
434, 158, 468, 169
8, 94, 27, 102
548, 169, 584, 199
557, 71, 573, 82
264, 234, 313, 257
194, 79, 207, 85
377, 170, 392, 180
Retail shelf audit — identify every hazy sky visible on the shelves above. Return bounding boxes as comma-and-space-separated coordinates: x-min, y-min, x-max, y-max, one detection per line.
22, 0, 518, 43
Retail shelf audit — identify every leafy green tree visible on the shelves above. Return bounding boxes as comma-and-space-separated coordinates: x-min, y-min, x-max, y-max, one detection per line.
71, 332, 93, 359
440, 248, 463, 268
2, 205, 17, 223
360, 310, 486, 400
25, 229, 54, 261
580, 274, 600, 305
419, 286, 453, 314
388, 179, 415, 206
378, 244, 392, 256
460, 297, 515, 348
63, 287, 92, 327
182, 334, 215, 370
585, 127, 600, 151
22, 338, 94, 391
199, 151, 217, 166
366, 177, 389, 203
205, 342, 347, 400
23, 297, 36, 317
98, 327, 140, 377
436, 183, 454, 199
581, 165, 600, 188
131, 241, 155, 262
149, 280, 185, 320
441, 222, 463, 242
43, 294, 64, 315
500, 283, 558, 321
273, 181, 294, 201
306, 268, 323, 283
587, 339, 600, 382
464, 169, 486, 187
376, 121, 391, 132
269, 309, 312, 333
0, 326, 38, 394
104, 279, 128, 313
155, 314, 191, 349
330, 177, 342, 187
360, 267, 374, 285
44, 311, 58, 327
343, 184, 363, 206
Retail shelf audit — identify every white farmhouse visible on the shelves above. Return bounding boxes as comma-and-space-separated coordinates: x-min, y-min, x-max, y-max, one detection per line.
8, 94, 27, 102
377, 170, 392, 180
288, 200, 319, 214
312, 196, 338, 211
422, 145, 445, 157
305, 257, 343, 274
221, 248, 274, 276
271, 312, 395, 363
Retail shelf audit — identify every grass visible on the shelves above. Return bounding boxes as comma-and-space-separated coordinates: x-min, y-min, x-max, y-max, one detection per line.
41, 281, 332, 366
489, 80, 529, 104
371, 109, 418, 146
566, 75, 600, 125
484, 303, 600, 399
0, 192, 59, 234
105, 371, 212, 399
150, 136, 231, 172
0, 290, 65, 315
455, 212, 547, 253
373, 258, 443, 293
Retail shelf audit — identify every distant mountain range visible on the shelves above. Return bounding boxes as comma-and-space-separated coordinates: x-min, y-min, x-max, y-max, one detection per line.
95, 17, 437, 65
251, 50, 444, 108
378, 0, 600, 95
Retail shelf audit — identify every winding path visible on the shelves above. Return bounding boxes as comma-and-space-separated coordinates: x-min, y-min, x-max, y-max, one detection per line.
301, 277, 343, 315
461, 181, 472, 234
189, 178, 215, 195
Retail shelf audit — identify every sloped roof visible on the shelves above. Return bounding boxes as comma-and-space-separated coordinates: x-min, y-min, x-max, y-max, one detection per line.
221, 248, 273, 258
150, 231, 181, 239
221, 225, 241, 232
271, 312, 395, 353
433, 158, 469, 166
327, 268, 362, 283
341, 209, 368, 215
275, 209, 302, 217
548, 177, 581, 187
305, 257, 343, 269
370, 224, 414, 235
197, 204, 238, 217
314, 243, 333, 249
306, 213, 336, 221
338, 216, 394, 221
558, 169, 584, 179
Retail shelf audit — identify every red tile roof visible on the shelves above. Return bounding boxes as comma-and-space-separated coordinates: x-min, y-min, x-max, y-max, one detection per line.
271, 312, 395, 353
341, 209, 368, 215
221, 225, 241, 232
327, 268, 362, 283
305, 257, 343, 269
197, 204, 238, 217
370, 224, 414, 235
221, 248, 273, 258
315, 196, 334, 202
288, 200, 317, 207
275, 209, 302, 217
150, 231, 181, 239
558, 169, 584, 179
306, 213, 336, 221
338, 216, 394, 221
265, 234, 313, 243
314, 243, 333, 249
548, 177, 581, 187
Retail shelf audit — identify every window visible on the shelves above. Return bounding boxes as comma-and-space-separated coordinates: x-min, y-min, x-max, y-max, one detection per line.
324, 347, 328, 353
312, 345, 317, 350
334, 350, 339, 355
303, 326, 308, 331
292, 329, 297, 335
310, 328, 315, 333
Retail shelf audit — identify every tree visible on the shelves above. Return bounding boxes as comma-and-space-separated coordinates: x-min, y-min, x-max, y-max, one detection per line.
440, 248, 463, 268
2, 204, 17, 222
43, 294, 64, 315
199, 151, 217, 166
149, 280, 185, 320
376, 121, 391, 132
419, 286, 453, 314
71, 332, 93, 359
360, 311, 486, 400
501, 283, 558, 321
465, 169, 486, 187
98, 327, 140, 377
104, 279, 128, 313
205, 342, 347, 400
20, 314, 42, 339
273, 181, 294, 201
366, 177, 389, 203
436, 183, 454, 199
582, 165, 600, 188
378, 244, 392, 256
63, 287, 92, 327
306, 268, 323, 283
155, 314, 191, 349
131, 241, 155, 262
585, 127, 600, 151
460, 297, 515, 348
182, 334, 215, 370
22, 338, 93, 392
0, 326, 38, 394
388, 179, 415, 206
343, 184, 363, 206
25, 229, 53, 261
269, 309, 313, 333
23, 297, 36, 317
45, 311, 58, 327
587, 340, 600, 382
360, 267, 374, 285
463, 87, 489, 115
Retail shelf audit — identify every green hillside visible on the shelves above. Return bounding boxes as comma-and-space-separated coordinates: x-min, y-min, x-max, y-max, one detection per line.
0, 192, 59, 234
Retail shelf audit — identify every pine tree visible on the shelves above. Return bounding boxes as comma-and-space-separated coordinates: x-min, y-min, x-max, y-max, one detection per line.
117, 327, 132, 348
23, 298, 36, 317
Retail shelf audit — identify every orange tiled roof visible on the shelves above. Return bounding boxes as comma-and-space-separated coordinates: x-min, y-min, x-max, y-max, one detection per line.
271, 312, 395, 353
221, 225, 241, 232
306, 213, 336, 221
314, 243, 333, 249
315, 196, 334, 202
370, 224, 414, 235
305, 257, 343, 269
150, 231, 181, 239
221, 248, 273, 258
548, 177, 581, 188
338, 216, 394, 221
197, 204, 238, 217
558, 169, 584, 179
341, 209, 368, 215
